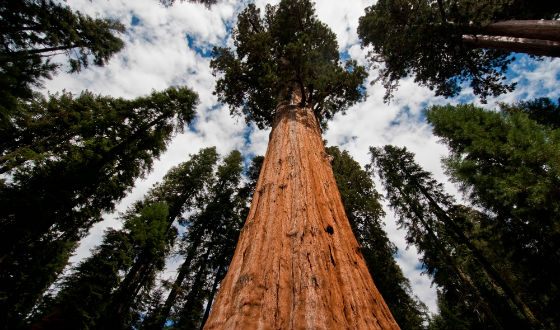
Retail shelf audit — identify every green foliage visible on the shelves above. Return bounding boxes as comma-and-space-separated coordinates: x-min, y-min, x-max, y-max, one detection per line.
0, 87, 198, 327
31, 203, 169, 330
501, 97, 560, 129
371, 144, 551, 329
31, 148, 219, 330
327, 146, 428, 330
426, 103, 560, 328
0, 0, 124, 122
357, 0, 559, 102
144, 152, 261, 330
211, 0, 367, 129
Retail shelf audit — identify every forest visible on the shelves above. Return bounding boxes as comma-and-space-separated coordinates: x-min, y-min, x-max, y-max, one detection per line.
0, 0, 559, 329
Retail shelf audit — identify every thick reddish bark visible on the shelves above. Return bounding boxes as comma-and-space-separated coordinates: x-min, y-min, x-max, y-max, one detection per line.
204, 102, 399, 329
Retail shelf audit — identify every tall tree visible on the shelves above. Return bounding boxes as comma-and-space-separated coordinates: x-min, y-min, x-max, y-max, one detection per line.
30, 202, 170, 330
357, 0, 560, 102
371, 145, 546, 329
144, 150, 249, 329
326, 146, 428, 330
99, 147, 219, 329
426, 103, 560, 328
0, 87, 198, 328
0, 0, 124, 123
29, 147, 219, 330
206, 1, 398, 328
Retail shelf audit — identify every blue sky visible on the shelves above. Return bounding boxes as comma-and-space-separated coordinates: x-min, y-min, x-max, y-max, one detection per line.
43, 0, 560, 315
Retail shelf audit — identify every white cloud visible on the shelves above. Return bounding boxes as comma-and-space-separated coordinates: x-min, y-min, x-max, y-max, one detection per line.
45, 0, 560, 318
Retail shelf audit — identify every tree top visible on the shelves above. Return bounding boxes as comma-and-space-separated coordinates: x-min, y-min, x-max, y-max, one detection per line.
211, 0, 367, 129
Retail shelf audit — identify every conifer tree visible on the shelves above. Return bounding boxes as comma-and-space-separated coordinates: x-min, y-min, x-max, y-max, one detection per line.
357, 0, 560, 101
144, 152, 262, 330
0, 0, 124, 122
426, 103, 560, 328
0, 87, 198, 327
99, 147, 219, 329
326, 146, 428, 330
206, 1, 398, 328
31, 203, 170, 330
371, 145, 545, 329
30, 148, 219, 330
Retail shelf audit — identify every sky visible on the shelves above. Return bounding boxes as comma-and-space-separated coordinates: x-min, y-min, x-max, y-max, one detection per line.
43, 0, 560, 315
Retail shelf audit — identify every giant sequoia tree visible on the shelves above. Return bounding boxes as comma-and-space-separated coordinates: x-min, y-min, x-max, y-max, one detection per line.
206, 1, 398, 328
357, 0, 560, 101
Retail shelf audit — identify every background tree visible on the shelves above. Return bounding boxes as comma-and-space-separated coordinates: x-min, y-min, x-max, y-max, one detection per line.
327, 146, 428, 330
144, 150, 252, 329
29, 147, 219, 330
0, 87, 198, 328
0, 0, 124, 123
98, 147, 219, 329
371, 145, 546, 329
206, 1, 399, 328
357, 0, 560, 102
500, 97, 560, 129
426, 103, 560, 327
30, 202, 170, 330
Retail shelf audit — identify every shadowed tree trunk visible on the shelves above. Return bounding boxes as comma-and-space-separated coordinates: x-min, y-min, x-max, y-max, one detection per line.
204, 99, 399, 329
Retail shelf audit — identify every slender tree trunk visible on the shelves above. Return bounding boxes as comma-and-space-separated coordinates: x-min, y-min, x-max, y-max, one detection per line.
200, 264, 224, 330
415, 185, 542, 329
460, 20, 560, 57
204, 101, 399, 329
146, 234, 204, 330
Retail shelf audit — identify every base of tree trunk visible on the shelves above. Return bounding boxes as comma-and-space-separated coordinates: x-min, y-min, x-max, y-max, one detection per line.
204, 103, 399, 329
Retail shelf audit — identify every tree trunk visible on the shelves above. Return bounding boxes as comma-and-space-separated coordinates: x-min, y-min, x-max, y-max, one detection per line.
480, 20, 560, 42
204, 101, 399, 329
462, 35, 560, 57
200, 264, 225, 330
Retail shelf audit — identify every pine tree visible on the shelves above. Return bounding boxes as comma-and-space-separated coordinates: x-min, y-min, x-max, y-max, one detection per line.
206, 1, 398, 328
357, 0, 560, 101
326, 146, 428, 330
143, 150, 244, 329
99, 147, 219, 329
426, 103, 560, 328
30, 202, 170, 330
0, 87, 198, 328
371, 145, 545, 329
0, 0, 124, 123
29, 148, 218, 329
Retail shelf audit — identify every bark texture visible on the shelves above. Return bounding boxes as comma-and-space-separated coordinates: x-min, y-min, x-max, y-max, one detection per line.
204, 102, 399, 329
462, 34, 560, 57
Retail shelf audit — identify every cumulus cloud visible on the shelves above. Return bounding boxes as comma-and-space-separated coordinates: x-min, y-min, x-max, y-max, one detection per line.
45, 0, 560, 316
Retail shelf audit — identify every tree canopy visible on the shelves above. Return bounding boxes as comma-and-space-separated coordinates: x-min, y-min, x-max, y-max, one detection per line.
211, 0, 367, 129
0, 87, 198, 328
426, 102, 560, 327
0, 0, 124, 122
357, 0, 560, 102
